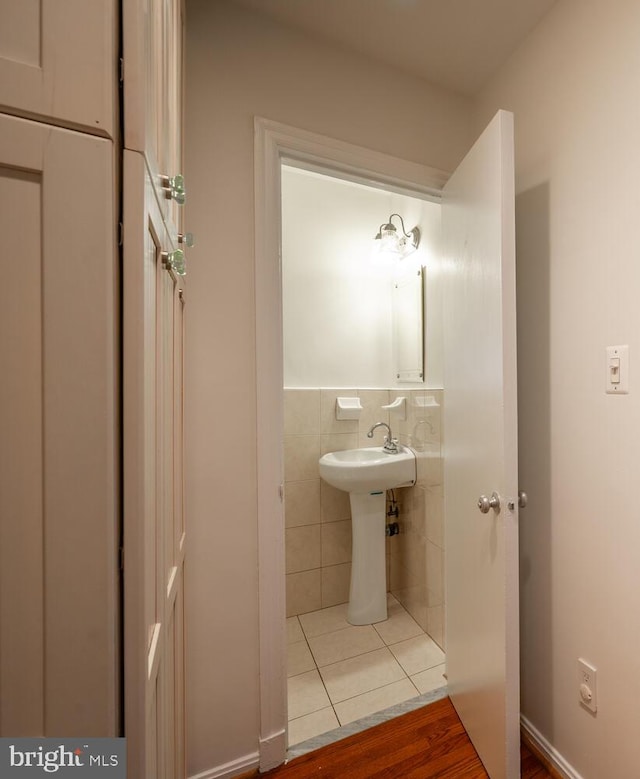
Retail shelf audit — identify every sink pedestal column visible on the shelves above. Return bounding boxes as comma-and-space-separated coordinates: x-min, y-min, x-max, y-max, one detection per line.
347, 492, 388, 625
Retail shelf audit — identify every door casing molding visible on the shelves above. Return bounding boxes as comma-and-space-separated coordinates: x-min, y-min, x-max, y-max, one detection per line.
253, 117, 449, 771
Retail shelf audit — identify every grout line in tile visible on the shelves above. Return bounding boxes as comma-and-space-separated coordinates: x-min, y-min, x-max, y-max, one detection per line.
287, 667, 317, 682
292, 629, 339, 725
372, 624, 428, 647
315, 643, 399, 673
298, 618, 349, 641
330, 676, 421, 724
316, 661, 339, 726
288, 705, 334, 724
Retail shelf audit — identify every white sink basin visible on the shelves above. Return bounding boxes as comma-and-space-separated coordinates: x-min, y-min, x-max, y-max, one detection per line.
319, 446, 416, 494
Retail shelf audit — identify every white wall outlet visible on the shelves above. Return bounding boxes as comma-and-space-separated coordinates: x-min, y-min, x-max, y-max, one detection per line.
606, 345, 629, 393
578, 658, 597, 713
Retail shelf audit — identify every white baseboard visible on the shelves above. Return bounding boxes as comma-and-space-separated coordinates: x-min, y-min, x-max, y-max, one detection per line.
521, 715, 584, 779
188, 751, 259, 779
194, 718, 582, 779
259, 728, 287, 772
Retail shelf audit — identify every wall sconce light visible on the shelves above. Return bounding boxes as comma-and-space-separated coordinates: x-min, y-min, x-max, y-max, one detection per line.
374, 213, 420, 258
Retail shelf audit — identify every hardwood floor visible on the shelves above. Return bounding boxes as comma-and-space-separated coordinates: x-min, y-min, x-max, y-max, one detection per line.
261, 697, 554, 778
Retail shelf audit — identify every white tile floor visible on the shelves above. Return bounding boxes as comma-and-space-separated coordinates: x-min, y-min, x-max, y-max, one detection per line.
287, 594, 446, 747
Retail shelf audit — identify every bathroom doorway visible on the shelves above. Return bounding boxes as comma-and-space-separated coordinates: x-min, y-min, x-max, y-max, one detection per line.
281, 164, 448, 751
254, 113, 520, 777
253, 119, 450, 770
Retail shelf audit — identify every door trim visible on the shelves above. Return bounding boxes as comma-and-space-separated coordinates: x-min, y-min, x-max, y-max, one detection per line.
253, 117, 449, 770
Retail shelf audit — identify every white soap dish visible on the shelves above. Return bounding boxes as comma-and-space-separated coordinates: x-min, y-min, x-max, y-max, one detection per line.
382, 396, 407, 420
335, 397, 363, 421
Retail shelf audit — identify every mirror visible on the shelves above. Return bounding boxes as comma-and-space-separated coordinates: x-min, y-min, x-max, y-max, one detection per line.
393, 267, 425, 382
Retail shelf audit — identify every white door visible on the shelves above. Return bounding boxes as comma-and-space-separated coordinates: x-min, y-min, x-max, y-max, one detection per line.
0, 113, 118, 735
123, 6, 187, 772
442, 110, 519, 779
124, 0, 185, 234
0, 0, 117, 137
123, 149, 186, 779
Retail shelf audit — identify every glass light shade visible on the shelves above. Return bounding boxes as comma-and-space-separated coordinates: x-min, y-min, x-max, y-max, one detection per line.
379, 225, 401, 254
373, 217, 420, 261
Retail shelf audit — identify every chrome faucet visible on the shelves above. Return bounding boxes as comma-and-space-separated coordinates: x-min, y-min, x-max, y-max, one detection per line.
367, 422, 400, 454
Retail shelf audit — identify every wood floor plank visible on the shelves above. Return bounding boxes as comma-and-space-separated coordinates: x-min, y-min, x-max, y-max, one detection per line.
263, 698, 553, 778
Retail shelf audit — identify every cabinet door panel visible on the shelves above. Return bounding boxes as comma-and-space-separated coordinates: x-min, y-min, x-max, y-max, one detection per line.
124, 149, 186, 779
124, 0, 184, 237
0, 0, 117, 137
0, 164, 44, 736
0, 114, 118, 736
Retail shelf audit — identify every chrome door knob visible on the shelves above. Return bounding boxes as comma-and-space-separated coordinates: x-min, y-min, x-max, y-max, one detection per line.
477, 492, 501, 514
518, 491, 528, 508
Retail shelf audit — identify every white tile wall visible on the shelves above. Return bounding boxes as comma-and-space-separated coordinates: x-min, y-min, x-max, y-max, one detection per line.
284, 387, 445, 652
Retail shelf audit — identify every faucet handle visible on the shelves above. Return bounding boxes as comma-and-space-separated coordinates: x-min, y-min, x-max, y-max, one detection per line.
383, 436, 400, 454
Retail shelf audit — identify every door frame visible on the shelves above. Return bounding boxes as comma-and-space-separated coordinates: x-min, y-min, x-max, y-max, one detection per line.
253, 117, 449, 771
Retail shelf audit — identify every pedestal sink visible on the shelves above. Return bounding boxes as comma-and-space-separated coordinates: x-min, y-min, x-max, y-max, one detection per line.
319, 446, 416, 625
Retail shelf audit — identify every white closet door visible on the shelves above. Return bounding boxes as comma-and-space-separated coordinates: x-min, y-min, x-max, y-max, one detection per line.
0, 113, 118, 736
0, 0, 117, 137
124, 0, 185, 236
442, 109, 520, 779
123, 149, 186, 779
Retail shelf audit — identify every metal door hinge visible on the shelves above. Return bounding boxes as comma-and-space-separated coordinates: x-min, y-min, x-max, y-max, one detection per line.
118, 221, 123, 247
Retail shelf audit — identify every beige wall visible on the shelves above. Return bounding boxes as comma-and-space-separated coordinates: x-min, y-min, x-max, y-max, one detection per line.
475, 1, 640, 776
184, 1, 472, 774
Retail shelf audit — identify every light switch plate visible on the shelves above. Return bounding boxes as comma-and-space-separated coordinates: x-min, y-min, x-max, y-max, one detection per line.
606, 345, 629, 394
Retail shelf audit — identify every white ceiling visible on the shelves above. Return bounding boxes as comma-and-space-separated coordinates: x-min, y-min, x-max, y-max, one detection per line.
231, 0, 557, 96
